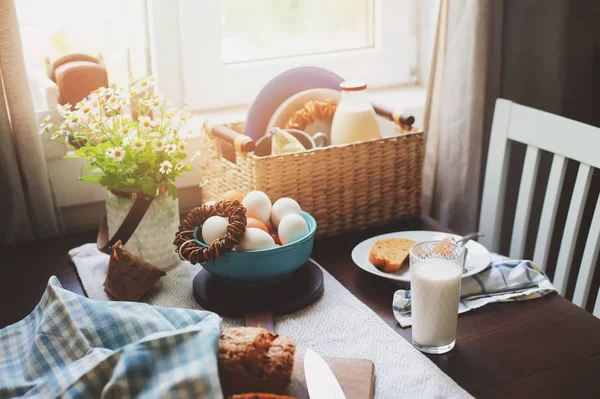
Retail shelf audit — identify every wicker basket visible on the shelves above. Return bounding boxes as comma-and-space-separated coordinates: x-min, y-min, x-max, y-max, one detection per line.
198, 118, 424, 237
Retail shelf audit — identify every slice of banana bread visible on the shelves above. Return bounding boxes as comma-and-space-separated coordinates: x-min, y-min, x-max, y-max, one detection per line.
218, 327, 295, 396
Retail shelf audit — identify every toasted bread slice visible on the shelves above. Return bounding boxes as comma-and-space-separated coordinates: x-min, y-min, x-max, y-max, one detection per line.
369, 238, 416, 272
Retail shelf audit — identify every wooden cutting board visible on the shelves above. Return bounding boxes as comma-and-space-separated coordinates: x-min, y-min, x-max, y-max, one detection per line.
194, 262, 374, 398
288, 357, 375, 399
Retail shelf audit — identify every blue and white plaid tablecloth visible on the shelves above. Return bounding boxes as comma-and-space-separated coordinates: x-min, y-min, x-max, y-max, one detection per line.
0, 277, 223, 398
393, 254, 557, 327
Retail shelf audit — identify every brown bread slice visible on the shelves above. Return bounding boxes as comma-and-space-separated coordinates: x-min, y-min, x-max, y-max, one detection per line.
369, 238, 416, 272
218, 327, 295, 396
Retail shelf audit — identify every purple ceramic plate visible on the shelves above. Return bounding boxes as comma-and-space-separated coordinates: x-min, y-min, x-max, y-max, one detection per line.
244, 67, 344, 141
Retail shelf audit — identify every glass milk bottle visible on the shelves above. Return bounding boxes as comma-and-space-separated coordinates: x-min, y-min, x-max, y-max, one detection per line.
330, 81, 381, 145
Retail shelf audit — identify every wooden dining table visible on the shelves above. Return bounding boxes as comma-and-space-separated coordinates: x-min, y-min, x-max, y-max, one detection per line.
2, 216, 600, 398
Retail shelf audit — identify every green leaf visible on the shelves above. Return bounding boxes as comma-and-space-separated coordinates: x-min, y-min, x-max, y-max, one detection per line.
81, 175, 102, 184
142, 182, 157, 196
166, 183, 178, 199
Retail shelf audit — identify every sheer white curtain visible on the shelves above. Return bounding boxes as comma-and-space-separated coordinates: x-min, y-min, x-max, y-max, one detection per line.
423, 0, 500, 234
0, 0, 60, 245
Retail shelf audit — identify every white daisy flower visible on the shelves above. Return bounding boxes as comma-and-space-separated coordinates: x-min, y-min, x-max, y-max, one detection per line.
152, 138, 165, 151
80, 104, 94, 115
67, 113, 81, 128
159, 160, 173, 174
118, 125, 135, 136
112, 147, 125, 162
57, 103, 72, 118
176, 112, 189, 123
51, 130, 65, 140
165, 143, 177, 154
39, 116, 53, 132
138, 78, 152, 89
106, 148, 115, 158
149, 95, 166, 108
131, 138, 146, 151
175, 161, 186, 171
138, 116, 155, 131
165, 108, 177, 118
94, 87, 112, 98
178, 141, 186, 152
105, 95, 121, 111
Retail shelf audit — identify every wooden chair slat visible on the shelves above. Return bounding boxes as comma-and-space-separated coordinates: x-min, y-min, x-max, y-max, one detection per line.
533, 155, 567, 271
510, 146, 541, 259
573, 195, 600, 307
553, 163, 592, 295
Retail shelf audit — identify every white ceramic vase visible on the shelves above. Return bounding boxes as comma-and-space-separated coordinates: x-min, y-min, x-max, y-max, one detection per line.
106, 190, 180, 270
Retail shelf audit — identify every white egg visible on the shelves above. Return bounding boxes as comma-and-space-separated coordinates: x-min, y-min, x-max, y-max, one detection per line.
201, 216, 228, 245
271, 197, 302, 228
237, 228, 276, 251
242, 190, 272, 223
278, 214, 309, 245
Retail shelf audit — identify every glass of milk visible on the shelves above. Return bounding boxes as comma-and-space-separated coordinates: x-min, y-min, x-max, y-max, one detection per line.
410, 241, 465, 354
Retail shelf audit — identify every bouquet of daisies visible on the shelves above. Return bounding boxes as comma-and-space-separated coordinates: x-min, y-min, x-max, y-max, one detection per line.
40, 77, 200, 198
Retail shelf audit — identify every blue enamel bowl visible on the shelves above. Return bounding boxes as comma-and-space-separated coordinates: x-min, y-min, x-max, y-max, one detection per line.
195, 212, 316, 287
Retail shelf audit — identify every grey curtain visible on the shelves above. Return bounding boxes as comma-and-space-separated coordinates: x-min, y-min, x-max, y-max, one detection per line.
423, 0, 503, 234
0, 0, 60, 245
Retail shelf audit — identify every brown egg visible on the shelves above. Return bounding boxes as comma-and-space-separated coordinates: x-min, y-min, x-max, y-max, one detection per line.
265, 220, 276, 234
246, 217, 269, 233
271, 232, 282, 245
223, 190, 245, 203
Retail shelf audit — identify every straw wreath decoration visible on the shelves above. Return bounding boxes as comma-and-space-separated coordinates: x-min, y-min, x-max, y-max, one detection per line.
173, 200, 247, 264
284, 100, 337, 131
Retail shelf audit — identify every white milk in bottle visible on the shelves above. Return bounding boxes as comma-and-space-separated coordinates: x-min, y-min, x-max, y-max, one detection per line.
411, 259, 462, 351
330, 81, 380, 145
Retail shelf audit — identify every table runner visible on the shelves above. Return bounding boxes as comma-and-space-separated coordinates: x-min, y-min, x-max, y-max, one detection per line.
70, 244, 471, 398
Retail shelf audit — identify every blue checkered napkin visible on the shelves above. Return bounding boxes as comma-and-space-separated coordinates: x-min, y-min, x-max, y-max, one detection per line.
0, 277, 224, 398
393, 254, 557, 327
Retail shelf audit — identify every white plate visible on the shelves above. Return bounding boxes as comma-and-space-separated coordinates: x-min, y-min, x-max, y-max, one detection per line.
351, 231, 491, 283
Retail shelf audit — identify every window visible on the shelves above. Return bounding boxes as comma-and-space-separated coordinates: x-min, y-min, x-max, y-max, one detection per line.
18, 0, 417, 113
220, 0, 374, 64
16, 0, 150, 90
156, 0, 415, 111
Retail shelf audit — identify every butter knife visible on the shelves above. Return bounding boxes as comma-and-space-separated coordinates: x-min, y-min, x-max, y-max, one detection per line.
304, 349, 347, 399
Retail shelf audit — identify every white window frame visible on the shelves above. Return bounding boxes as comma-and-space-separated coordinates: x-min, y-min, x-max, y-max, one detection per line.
148, 0, 416, 111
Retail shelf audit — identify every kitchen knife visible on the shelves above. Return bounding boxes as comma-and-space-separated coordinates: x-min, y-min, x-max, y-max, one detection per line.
304, 348, 347, 399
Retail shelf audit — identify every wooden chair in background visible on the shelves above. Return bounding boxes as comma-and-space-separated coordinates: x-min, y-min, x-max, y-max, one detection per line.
479, 99, 600, 317
46, 53, 109, 108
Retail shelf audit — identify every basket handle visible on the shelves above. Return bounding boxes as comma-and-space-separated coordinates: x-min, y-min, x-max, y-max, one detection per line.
372, 103, 415, 127
205, 121, 255, 153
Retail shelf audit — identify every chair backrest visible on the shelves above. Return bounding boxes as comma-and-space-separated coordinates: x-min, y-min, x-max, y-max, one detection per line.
479, 99, 600, 317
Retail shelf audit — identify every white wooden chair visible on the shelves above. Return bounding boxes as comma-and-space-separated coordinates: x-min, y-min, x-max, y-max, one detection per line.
479, 99, 600, 317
